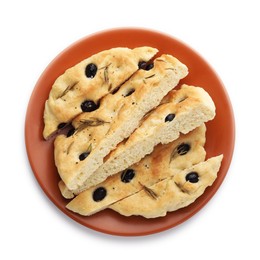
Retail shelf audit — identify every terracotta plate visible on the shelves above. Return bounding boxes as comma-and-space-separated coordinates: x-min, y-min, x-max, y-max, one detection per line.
25, 28, 235, 236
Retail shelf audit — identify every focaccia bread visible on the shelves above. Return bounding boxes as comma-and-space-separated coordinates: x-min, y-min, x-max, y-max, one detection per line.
43, 46, 158, 139
109, 155, 223, 218
66, 125, 207, 215
79, 84, 215, 191
60, 124, 206, 198
54, 55, 188, 190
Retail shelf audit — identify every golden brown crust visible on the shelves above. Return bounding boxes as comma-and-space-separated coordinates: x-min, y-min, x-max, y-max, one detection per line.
54, 55, 188, 190
109, 155, 223, 218
83, 84, 215, 190
43, 47, 158, 139
44, 45, 222, 219
65, 125, 206, 216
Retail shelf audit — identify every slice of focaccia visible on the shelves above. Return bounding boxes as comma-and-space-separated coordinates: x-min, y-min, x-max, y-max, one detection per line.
109, 155, 223, 218
79, 84, 215, 191
54, 55, 188, 190
60, 124, 206, 199
43, 46, 158, 139
66, 125, 207, 215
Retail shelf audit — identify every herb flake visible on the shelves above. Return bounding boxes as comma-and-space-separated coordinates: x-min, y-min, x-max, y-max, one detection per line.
75, 117, 109, 133
99, 63, 112, 84
139, 182, 158, 200
144, 74, 155, 79
58, 81, 79, 99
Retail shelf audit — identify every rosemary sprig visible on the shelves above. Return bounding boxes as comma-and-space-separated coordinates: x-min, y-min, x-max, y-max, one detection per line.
104, 66, 109, 83
75, 117, 109, 133
139, 182, 158, 200
58, 81, 79, 99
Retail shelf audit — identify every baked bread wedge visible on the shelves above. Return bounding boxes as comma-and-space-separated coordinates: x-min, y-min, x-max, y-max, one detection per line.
54, 54, 188, 190
65, 125, 207, 215
60, 124, 206, 199
77, 84, 215, 192
43, 46, 158, 139
109, 155, 223, 218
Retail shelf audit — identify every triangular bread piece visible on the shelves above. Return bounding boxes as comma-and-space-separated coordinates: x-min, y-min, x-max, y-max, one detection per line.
54, 55, 188, 190
109, 155, 223, 218
66, 125, 206, 215
78, 84, 215, 191
43, 46, 158, 139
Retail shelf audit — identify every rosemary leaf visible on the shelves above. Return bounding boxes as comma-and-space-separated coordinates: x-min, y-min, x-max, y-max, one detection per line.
99, 63, 112, 70
169, 145, 178, 164
86, 143, 92, 153
144, 74, 155, 79
174, 181, 186, 193
104, 67, 109, 83
139, 182, 158, 200
177, 96, 188, 103
75, 117, 109, 133
58, 81, 79, 99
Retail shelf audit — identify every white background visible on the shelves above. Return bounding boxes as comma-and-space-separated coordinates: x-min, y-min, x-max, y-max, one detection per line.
1, 0, 259, 259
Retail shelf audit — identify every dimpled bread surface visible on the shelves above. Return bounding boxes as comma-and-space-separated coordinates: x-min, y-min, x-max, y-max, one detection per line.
78, 84, 215, 192
54, 55, 188, 190
65, 125, 207, 215
109, 155, 223, 218
43, 46, 158, 139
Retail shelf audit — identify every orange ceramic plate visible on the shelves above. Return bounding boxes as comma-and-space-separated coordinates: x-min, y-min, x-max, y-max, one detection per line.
25, 28, 235, 236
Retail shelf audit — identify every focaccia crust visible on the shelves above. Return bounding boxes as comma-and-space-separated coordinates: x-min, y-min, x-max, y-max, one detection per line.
109, 155, 223, 218
65, 125, 206, 216
81, 84, 215, 191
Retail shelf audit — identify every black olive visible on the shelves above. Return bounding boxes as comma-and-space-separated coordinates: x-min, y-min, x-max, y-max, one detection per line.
138, 61, 154, 70
57, 122, 66, 129
79, 152, 90, 161
92, 187, 107, 202
145, 63, 154, 70
177, 143, 191, 155
185, 172, 199, 183
124, 89, 135, 97
165, 113, 175, 122
121, 169, 135, 183
67, 127, 75, 137
85, 63, 97, 78
138, 61, 147, 69
81, 100, 99, 112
